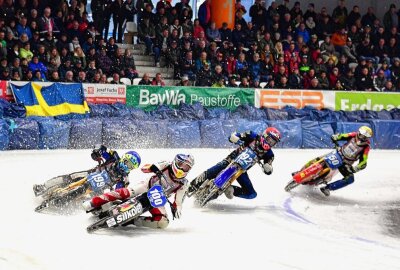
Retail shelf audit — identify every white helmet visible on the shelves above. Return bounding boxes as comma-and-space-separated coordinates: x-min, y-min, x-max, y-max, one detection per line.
171, 154, 194, 179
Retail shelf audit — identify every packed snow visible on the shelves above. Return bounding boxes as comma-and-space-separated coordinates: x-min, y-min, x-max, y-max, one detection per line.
0, 148, 399, 270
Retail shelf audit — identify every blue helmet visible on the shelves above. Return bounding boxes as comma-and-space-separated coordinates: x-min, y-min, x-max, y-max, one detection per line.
118, 151, 141, 174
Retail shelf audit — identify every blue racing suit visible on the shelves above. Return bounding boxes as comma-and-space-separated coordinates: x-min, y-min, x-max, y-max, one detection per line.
191, 131, 274, 199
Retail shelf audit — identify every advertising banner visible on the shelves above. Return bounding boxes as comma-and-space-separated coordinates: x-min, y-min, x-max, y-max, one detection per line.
0, 80, 14, 101
83, 83, 126, 104
126, 86, 255, 110
255, 89, 335, 110
335, 92, 400, 111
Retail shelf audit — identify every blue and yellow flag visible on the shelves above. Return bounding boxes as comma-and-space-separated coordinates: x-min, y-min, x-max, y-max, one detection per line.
11, 82, 89, 118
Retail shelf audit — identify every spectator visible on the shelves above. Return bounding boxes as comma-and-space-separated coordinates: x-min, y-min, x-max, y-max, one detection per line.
138, 17, 156, 55
39, 7, 60, 37
28, 55, 47, 80
176, 75, 190, 86
232, 23, 247, 46
339, 69, 356, 91
138, 73, 151, 85
151, 72, 166, 86
320, 35, 338, 64
362, 7, 377, 27
180, 51, 196, 81
212, 77, 226, 88
110, 72, 120, 84
356, 67, 374, 91
318, 71, 330, 89
198, 0, 211, 29
332, 0, 348, 29
219, 22, 232, 43
64, 70, 74, 82
196, 63, 212, 86
296, 22, 310, 44
206, 22, 221, 43
342, 37, 358, 62
382, 80, 396, 91
193, 19, 205, 39
227, 75, 238, 87
373, 69, 388, 91
239, 76, 250, 88
288, 68, 302, 89
249, 0, 266, 29
304, 3, 317, 22
347, 5, 361, 28
235, 53, 249, 79
308, 77, 321, 89
377, 60, 392, 79
100, 73, 108, 84
383, 4, 398, 30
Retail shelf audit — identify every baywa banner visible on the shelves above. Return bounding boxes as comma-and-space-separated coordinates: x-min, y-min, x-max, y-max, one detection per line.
335, 92, 400, 111
126, 86, 255, 110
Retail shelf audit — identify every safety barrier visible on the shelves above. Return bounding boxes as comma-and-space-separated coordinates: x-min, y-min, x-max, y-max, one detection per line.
1, 102, 399, 150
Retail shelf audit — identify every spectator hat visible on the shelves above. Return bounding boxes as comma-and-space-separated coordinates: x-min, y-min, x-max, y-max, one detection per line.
302, 54, 308, 58
76, 60, 82, 64
347, 37, 352, 42
311, 34, 318, 39
365, 25, 371, 29
181, 75, 189, 81
393, 57, 400, 62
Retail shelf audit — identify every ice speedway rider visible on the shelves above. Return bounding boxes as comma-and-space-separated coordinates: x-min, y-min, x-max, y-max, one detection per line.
83, 154, 195, 229
33, 145, 141, 196
303, 126, 372, 197
188, 127, 281, 199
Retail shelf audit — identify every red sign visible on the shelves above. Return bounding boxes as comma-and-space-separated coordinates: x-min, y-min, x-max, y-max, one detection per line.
0, 81, 14, 101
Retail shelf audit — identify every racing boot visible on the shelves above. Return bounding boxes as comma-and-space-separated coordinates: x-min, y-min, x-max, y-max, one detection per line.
320, 186, 331, 197
224, 186, 234, 199
82, 200, 95, 212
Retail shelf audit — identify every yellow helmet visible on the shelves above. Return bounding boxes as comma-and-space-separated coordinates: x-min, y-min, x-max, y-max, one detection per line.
357, 126, 373, 141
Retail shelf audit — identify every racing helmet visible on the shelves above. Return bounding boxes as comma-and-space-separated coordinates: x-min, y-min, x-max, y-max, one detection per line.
260, 127, 281, 150
118, 151, 141, 174
171, 154, 194, 179
357, 126, 373, 142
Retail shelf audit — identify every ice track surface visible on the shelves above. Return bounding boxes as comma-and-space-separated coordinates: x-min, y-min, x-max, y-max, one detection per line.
1, 149, 400, 270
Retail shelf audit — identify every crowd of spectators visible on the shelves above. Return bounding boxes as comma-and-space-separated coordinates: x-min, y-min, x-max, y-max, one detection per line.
137, 0, 400, 91
0, 0, 399, 92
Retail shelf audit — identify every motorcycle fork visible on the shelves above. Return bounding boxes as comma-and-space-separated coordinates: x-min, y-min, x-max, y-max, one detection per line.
224, 168, 244, 190
53, 177, 87, 194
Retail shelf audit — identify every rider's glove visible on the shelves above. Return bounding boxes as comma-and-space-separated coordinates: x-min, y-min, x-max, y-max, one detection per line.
331, 134, 340, 142
262, 163, 273, 175
229, 132, 240, 144
351, 166, 360, 173
91, 145, 106, 162
171, 203, 182, 219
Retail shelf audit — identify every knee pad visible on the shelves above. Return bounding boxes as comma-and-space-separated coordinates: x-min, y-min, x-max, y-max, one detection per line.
247, 191, 257, 199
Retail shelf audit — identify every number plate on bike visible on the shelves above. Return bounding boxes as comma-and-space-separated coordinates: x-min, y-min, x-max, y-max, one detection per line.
147, 185, 167, 208
88, 171, 111, 192
324, 151, 343, 169
234, 148, 257, 170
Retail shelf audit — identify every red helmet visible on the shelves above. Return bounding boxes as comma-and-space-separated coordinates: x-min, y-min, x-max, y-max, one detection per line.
260, 127, 281, 150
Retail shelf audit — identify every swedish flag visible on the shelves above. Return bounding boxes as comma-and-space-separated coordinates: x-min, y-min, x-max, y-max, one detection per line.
11, 82, 89, 118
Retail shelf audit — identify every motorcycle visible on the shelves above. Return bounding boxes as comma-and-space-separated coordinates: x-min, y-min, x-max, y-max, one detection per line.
34, 165, 113, 212
86, 182, 168, 233
284, 143, 343, 192
188, 141, 261, 207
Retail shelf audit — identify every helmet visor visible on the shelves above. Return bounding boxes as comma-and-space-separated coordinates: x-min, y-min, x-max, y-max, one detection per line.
175, 160, 192, 172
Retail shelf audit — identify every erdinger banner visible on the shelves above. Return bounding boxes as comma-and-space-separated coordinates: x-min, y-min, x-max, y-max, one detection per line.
335, 92, 400, 111
83, 83, 126, 104
0, 80, 14, 101
255, 89, 335, 110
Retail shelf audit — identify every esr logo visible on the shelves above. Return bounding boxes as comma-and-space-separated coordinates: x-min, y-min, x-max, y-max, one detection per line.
118, 87, 125, 95
257, 90, 325, 109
